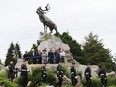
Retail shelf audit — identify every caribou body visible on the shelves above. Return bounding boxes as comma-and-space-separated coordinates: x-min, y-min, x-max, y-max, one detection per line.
36, 4, 58, 34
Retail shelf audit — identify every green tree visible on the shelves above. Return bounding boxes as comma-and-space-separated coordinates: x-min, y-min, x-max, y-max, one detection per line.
31, 40, 41, 51
5, 42, 16, 66
15, 43, 22, 58
57, 32, 83, 62
82, 32, 113, 70
0, 59, 3, 65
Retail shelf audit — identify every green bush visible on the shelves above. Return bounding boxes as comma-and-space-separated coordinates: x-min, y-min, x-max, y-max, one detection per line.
62, 84, 73, 87
109, 86, 116, 87
0, 72, 7, 78
82, 77, 116, 87
46, 68, 57, 85
77, 70, 82, 79
0, 76, 17, 87
29, 67, 42, 86
62, 65, 70, 78
107, 77, 116, 86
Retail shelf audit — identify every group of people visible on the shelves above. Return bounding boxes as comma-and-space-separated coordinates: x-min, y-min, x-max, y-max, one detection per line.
7, 60, 107, 87
23, 48, 65, 64
8, 60, 28, 87
84, 65, 107, 87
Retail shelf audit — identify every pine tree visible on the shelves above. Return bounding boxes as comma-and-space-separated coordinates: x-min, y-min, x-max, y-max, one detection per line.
82, 32, 113, 71
15, 43, 22, 58
5, 42, 15, 66
59, 32, 83, 62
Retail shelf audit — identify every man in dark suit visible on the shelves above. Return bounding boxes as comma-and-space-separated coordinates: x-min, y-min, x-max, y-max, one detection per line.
48, 49, 54, 64
23, 51, 29, 61
31, 49, 36, 64
36, 50, 42, 64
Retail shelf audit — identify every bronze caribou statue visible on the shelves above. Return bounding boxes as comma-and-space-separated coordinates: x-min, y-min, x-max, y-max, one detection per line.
36, 4, 58, 34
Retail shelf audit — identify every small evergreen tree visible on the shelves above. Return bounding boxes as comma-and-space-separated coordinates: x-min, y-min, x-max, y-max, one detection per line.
5, 42, 15, 66
82, 32, 113, 71
15, 43, 22, 58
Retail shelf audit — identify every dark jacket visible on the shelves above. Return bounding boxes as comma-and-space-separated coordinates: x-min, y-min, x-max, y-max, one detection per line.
48, 51, 54, 58
8, 64, 15, 72
98, 68, 106, 78
70, 66, 77, 77
84, 66, 92, 78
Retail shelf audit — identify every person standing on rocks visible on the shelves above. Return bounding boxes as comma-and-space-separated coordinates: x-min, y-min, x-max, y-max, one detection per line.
98, 66, 107, 87
48, 49, 54, 64
36, 50, 42, 64
55, 62, 64, 87
59, 49, 65, 63
41, 63, 47, 83
23, 51, 29, 61
84, 64, 92, 87
54, 48, 60, 63
31, 49, 37, 64
21, 61, 28, 87
57, 61, 62, 71
8, 60, 15, 81
42, 50, 48, 64
70, 63, 77, 86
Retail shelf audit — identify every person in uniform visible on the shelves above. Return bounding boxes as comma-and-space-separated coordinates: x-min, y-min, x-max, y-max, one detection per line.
57, 62, 62, 71
70, 63, 77, 86
41, 63, 47, 82
21, 61, 28, 87
8, 60, 15, 81
14, 68, 19, 78
56, 70, 64, 87
98, 66, 107, 87
55, 62, 64, 87
84, 64, 92, 87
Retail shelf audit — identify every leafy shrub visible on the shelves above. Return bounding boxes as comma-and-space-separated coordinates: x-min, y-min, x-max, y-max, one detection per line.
46, 68, 57, 85
82, 77, 116, 87
29, 67, 42, 86
62, 65, 70, 78
0, 76, 17, 87
77, 70, 82, 79
107, 77, 116, 86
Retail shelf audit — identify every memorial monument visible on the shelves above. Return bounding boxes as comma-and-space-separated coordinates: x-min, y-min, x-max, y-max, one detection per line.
36, 4, 58, 34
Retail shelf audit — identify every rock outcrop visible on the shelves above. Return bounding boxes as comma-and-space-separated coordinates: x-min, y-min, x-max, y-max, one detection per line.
38, 32, 70, 51
107, 71, 116, 77
75, 76, 83, 87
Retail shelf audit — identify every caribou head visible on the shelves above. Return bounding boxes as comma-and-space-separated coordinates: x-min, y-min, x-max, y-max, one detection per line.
36, 4, 50, 15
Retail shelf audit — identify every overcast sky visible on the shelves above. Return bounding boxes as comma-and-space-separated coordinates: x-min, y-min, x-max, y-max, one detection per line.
0, 0, 116, 62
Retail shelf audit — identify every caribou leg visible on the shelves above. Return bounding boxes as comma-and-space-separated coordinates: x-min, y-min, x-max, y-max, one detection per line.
44, 24, 47, 34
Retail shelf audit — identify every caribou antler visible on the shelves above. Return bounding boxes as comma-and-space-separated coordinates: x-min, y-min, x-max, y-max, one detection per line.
45, 3, 50, 11
36, 4, 50, 14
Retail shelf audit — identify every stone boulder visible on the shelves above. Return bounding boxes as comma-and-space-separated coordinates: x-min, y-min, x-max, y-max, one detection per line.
75, 76, 83, 87
107, 71, 116, 77
91, 65, 99, 73
0, 66, 8, 73
0, 64, 4, 71
15, 58, 24, 69
78, 65, 98, 78
38, 33, 70, 51
62, 75, 71, 84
